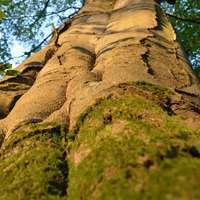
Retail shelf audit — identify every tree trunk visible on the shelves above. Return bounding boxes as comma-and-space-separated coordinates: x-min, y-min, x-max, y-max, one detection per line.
0, 0, 200, 199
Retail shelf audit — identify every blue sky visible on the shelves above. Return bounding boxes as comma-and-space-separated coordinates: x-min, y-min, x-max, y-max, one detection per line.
6, 0, 82, 67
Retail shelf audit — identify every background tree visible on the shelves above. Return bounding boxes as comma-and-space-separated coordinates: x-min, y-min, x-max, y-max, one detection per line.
0, 0, 199, 69
0, 0, 81, 64
0, 0, 200, 199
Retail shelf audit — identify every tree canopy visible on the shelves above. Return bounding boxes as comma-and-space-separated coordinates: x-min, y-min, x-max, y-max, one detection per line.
0, 0, 199, 76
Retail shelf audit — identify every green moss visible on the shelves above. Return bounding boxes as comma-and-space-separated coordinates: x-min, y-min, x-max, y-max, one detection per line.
1, 82, 199, 199
0, 123, 68, 200
135, 81, 174, 113
2, 122, 62, 151
67, 94, 200, 200
135, 81, 173, 96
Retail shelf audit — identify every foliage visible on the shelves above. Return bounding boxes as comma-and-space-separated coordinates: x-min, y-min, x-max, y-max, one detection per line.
0, 0, 199, 75
163, 0, 200, 68
0, 10, 5, 19
0, 1, 10, 19
194, 67, 200, 78
0, 63, 19, 76
0, 0, 81, 63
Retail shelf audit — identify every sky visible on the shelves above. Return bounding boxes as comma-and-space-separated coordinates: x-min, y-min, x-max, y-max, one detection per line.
10, 40, 26, 66
3, 0, 82, 67
2, 1, 200, 69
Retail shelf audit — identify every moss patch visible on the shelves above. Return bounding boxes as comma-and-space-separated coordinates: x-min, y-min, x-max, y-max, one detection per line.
135, 81, 173, 99
0, 123, 68, 200
68, 94, 200, 200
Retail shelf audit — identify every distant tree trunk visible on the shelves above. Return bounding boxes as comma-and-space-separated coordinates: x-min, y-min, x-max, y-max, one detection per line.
0, 0, 200, 199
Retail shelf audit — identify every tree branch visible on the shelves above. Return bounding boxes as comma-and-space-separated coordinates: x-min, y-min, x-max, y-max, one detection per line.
30, 0, 51, 27
2, 5, 81, 64
2, 6, 79, 21
166, 13, 200, 24
3, 33, 52, 63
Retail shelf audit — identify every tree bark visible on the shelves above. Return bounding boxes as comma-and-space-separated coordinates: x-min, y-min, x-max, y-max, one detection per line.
0, 0, 200, 199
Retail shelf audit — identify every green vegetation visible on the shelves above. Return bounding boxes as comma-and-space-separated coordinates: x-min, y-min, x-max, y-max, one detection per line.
0, 0, 199, 74
67, 89, 200, 199
167, 0, 200, 68
0, 123, 68, 200
0, 63, 19, 76
0, 0, 80, 64
0, 82, 199, 199
0, 0, 10, 19
135, 81, 174, 104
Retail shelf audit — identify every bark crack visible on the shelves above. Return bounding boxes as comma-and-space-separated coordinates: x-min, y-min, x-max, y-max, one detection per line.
141, 40, 155, 76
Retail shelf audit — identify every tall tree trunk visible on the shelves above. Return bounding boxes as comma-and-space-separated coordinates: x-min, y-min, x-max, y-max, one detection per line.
0, 0, 200, 199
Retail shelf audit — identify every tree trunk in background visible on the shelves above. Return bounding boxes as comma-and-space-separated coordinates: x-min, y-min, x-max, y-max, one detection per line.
0, 0, 200, 199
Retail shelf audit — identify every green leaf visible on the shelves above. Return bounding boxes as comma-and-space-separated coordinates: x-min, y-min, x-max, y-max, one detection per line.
0, 63, 20, 76
0, 63, 12, 71
0, 10, 5, 19
194, 67, 200, 78
0, 0, 11, 5
5, 69, 20, 76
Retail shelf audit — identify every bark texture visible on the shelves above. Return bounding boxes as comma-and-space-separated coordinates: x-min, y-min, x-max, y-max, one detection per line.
0, 0, 200, 199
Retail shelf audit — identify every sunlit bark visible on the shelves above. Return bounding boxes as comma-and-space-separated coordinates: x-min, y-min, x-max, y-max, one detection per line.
0, 0, 199, 199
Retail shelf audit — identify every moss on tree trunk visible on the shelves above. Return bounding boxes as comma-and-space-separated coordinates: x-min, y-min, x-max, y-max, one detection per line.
0, 0, 200, 199
68, 84, 200, 199
0, 123, 68, 199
